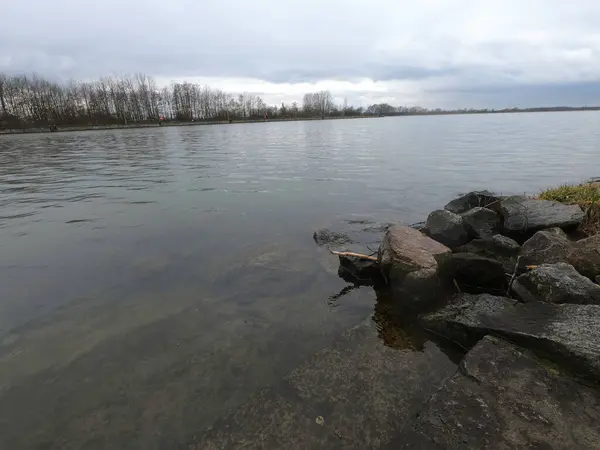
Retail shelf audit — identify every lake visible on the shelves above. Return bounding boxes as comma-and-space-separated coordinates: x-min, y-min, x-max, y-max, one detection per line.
1, 112, 599, 448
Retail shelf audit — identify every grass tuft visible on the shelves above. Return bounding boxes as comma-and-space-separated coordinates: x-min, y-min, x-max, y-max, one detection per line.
538, 182, 600, 236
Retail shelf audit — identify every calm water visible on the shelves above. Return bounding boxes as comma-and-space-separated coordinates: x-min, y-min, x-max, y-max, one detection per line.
1, 112, 599, 448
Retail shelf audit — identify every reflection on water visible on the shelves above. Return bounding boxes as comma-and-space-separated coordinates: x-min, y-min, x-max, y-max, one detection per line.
1, 113, 599, 448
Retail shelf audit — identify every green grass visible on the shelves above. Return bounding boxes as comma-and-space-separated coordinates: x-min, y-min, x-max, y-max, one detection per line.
539, 182, 600, 236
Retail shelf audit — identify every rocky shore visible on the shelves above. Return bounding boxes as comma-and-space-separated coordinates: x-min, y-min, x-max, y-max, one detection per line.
315, 189, 600, 448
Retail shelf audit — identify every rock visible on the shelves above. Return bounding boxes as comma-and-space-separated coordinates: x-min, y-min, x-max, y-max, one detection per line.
519, 227, 572, 269
456, 234, 520, 273
313, 228, 353, 246
519, 229, 600, 280
460, 207, 501, 238
451, 253, 507, 295
387, 336, 600, 450
501, 197, 584, 237
420, 293, 600, 383
512, 263, 600, 305
408, 221, 426, 230
567, 234, 600, 280
424, 210, 470, 248
378, 225, 452, 310
444, 191, 501, 214
337, 255, 382, 285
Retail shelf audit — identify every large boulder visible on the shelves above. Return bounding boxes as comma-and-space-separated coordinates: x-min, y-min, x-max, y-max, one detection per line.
420, 293, 600, 383
313, 228, 353, 246
567, 234, 600, 280
378, 225, 452, 310
456, 234, 520, 272
460, 207, 502, 238
387, 336, 600, 450
444, 191, 501, 214
424, 210, 470, 248
519, 227, 572, 269
451, 253, 507, 295
501, 197, 584, 238
512, 263, 600, 305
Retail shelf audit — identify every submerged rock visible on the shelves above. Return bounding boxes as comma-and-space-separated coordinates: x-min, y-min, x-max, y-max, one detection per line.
451, 253, 507, 295
313, 228, 353, 246
501, 197, 584, 237
460, 207, 502, 238
387, 336, 600, 450
420, 293, 600, 383
456, 234, 520, 272
378, 225, 452, 310
444, 191, 501, 214
424, 210, 470, 248
512, 262, 600, 305
519, 227, 572, 269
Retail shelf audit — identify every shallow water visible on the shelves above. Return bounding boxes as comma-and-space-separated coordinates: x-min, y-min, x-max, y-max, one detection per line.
1, 112, 599, 448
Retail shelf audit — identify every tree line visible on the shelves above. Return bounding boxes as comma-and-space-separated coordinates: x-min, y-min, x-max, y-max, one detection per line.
0, 73, 366, 130
2, 72, 597, 131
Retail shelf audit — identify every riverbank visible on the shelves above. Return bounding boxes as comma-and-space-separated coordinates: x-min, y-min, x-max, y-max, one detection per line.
4, 107, 600, 135
0, 115, 371, 135
312, 179, 600, 448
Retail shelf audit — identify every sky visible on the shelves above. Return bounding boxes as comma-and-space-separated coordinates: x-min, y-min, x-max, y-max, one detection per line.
2, 0, 600, 108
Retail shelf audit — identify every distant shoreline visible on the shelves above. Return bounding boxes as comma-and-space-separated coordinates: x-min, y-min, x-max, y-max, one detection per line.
0, 115, 370, 135
1, 107, 599, 135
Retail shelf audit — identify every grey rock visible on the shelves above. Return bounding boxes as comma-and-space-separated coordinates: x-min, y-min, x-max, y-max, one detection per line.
337, 255, 382, 285
451, 253, 507, 295
313, 228, 353, 246
519, 229, 600, 280
519, 227, 572, 269
501, 197, 584, 237
378, 225, 452, 310
444, 191, 501, 214
567, 234, 600, 280
456, 234, 520, 272
388, 336, 600, 450
512, 263, 600, 304
420, 293, 600, 383
460, 207, 502, 238
425, 209, 470, 248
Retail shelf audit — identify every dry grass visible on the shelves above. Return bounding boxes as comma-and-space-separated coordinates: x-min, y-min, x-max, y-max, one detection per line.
538, 182, 600, 236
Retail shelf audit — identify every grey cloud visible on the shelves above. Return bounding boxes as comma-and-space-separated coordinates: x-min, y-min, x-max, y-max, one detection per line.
3, 0, 600, 106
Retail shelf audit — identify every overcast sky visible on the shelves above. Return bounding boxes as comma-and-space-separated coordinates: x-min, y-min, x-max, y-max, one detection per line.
3, 0, 600, 108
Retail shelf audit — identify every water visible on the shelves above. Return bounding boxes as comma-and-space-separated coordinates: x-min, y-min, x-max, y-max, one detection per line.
1, 112, 599, 448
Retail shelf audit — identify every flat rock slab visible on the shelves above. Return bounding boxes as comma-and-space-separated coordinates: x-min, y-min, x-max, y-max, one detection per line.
386, 336, 600, 449
420, 293, 600, 383
501, 197, 584, 237
191, 320, 456, 449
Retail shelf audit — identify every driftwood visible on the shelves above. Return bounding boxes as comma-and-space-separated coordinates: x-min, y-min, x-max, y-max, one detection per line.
328, 249, 378, 262
506, 256, 522, 297
453, 279, 462, 293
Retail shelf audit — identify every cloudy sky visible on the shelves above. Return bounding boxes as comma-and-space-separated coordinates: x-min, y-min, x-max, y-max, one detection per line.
3, 0, 600, 108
